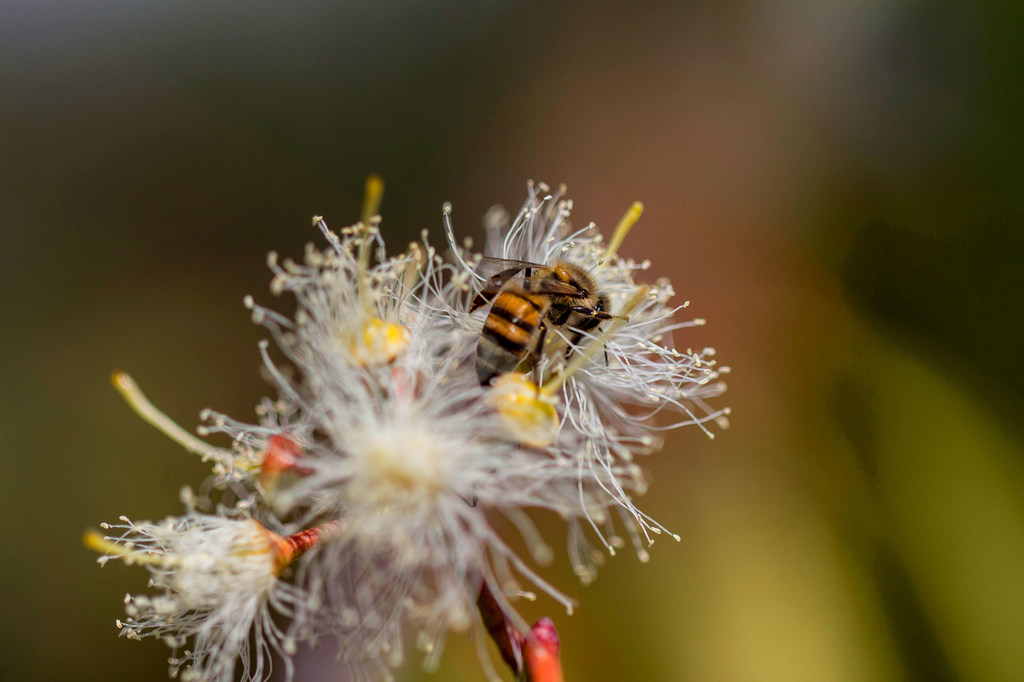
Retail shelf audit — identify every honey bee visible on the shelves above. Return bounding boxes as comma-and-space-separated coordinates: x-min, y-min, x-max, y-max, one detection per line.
472, 258, 615, 385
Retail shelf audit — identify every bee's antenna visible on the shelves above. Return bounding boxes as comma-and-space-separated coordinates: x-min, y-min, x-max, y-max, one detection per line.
601, 201, 643, 264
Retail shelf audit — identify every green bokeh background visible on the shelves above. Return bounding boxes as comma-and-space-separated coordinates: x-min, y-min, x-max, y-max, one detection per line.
3, 2, 1023, 680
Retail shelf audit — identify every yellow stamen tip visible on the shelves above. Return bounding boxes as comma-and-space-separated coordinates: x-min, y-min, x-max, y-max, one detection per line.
350, 318, 411, 365
603, 201, 644, 262
362, 174, 385, 224
489, 373, 560, 447
83, 528, 108, 553
110, 370, 133, 392
84, 529, 164, 566
110, 370, 224, 460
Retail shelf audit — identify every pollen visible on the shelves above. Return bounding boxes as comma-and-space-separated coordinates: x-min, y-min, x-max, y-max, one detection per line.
349, 318, 411, 365
488, 373, 560, 448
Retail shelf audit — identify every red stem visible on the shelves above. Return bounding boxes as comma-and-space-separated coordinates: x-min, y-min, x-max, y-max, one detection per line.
477, 583, 525, 673
477, 585, 565, 682
270, 519, 344, 573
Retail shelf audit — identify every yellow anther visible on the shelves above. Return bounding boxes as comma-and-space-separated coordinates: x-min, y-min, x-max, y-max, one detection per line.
110, 371, 224, 460
488, 373, 560, 447
83, 529, 164, 566
357, 174, 386, 310
361, 174, 385, 225
349, 318, 410, 365
602, 201, 643, 263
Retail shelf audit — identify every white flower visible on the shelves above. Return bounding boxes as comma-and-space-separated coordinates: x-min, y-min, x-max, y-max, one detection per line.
230, 217, 588, 679
444, 182, 730, 579
88, 511, 322, 682
94, 179, 730, 680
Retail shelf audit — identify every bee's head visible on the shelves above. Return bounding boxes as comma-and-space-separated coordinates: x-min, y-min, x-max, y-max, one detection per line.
552, 261, 598, 301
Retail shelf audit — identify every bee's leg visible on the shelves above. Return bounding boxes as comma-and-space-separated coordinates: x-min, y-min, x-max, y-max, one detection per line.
531, 324, 548, 388
470, 289, 498, 312
567, 307, 614, 359
569, 305, 617, 321
568, 307, 622, 366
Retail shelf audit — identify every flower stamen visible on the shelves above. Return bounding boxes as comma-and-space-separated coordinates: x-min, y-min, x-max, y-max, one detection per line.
83, 529, 164, 566
110, 371, 224, 461
358, 174, 386, 310
601, 201, 643, 263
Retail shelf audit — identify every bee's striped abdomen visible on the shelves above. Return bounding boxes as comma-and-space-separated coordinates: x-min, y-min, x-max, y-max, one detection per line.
476, 291, 543, 384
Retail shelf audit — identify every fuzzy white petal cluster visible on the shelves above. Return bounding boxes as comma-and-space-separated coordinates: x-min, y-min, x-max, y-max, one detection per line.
94, 512, 304, 682
444, 182, 730, 578
92, 181, 727, 682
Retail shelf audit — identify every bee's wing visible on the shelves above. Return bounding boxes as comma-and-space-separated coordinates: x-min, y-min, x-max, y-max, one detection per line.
475, 257, 583, 296
471, 259, 541, 308
519, 277, 585, 296
470, 258, 581, 311
470, 260, 527, 311
474, 257, 543, 282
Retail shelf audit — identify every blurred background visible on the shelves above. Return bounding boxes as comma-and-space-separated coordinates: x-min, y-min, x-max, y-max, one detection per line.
2, 1, 1023, 680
